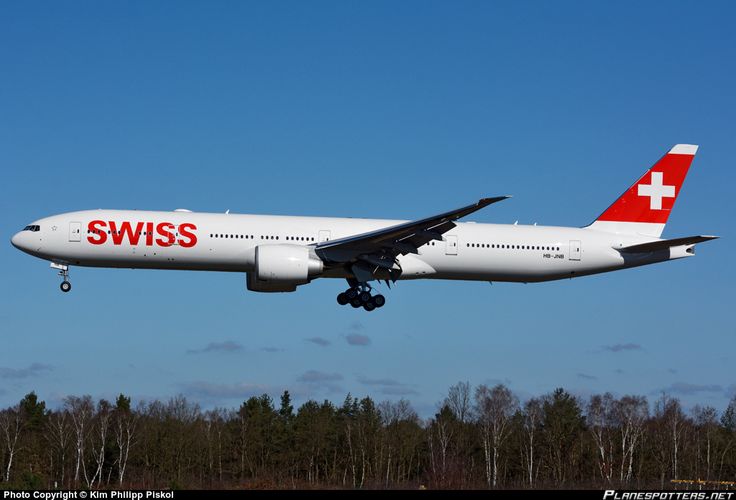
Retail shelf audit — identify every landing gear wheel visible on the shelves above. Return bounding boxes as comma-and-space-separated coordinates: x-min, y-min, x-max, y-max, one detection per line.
54, 264, 72, 293
342, 279, 384, 311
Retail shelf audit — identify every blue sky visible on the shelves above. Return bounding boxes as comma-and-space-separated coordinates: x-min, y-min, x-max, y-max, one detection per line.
1, 1, 734, 417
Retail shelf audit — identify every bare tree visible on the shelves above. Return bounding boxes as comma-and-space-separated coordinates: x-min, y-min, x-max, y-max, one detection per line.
475, 384, 518, 488
65, 395, 94, 486
427, 405, 454, 486
653, 394, 686, 483
587, 393, 616, 484
693, 405, 718, 481
113, 401, 138, 486
445, 382, 472, 424
89, 399, 112, 487
0, 405, 23, 482
204, 408, 227, 485
522, 398, 542, 487
45, 410, 72, 487
615, 395, 648, 484
666, 397, 685, 480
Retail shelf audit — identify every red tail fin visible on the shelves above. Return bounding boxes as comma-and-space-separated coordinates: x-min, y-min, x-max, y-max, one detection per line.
587, 144, 698, 237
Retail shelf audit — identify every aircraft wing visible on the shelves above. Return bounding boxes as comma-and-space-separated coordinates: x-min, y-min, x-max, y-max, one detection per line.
315, 196, 510, 281
618, 235, 719, 253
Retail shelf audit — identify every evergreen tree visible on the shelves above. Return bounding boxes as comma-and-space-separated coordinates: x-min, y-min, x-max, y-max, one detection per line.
279, 391, 294, 420
721, 396, 736, 432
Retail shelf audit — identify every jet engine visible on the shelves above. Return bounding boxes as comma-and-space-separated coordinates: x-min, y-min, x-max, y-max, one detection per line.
246, 244, 323, 292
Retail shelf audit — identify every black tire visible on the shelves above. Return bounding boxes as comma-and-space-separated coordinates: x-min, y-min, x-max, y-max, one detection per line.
350, 297, 362, 308
363, 301, 376, 312
359, 291, 372, 303
373, 294, 386, 307
60, 281, 71, 293
337, 292, 349, 305
346, 288, 358, 300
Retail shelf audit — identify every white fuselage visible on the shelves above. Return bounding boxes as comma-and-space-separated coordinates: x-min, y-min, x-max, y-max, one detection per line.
11, 209, 690, 286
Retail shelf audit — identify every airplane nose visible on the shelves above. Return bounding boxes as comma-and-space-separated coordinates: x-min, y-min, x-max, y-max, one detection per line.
11, 231, 22, 249
11, 231, 29, 251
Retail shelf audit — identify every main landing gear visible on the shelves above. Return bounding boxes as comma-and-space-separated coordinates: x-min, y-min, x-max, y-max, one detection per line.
51, 263, 71, 293
336, 283, 386, 312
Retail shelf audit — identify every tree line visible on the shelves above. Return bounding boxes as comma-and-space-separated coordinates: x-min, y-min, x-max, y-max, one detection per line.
1, 385, 735, 489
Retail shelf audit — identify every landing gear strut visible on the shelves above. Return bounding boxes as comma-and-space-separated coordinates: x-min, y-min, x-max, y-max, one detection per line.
336, 281, 386, 311
52, 263, 71, 293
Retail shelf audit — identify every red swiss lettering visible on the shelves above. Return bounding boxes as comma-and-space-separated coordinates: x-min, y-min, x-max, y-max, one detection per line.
87, 220, 197, 248
156, 222, 175, 247
178, 223, 197, 248
145, 222, 154, 246
87, 220, 107, 244
109, 221, 144, 245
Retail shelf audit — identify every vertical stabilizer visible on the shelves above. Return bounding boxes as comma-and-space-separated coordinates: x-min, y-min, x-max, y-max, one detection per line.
586, 144, 698, 237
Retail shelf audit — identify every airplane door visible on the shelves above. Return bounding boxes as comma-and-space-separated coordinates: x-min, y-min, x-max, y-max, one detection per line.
569, 240, 581, 261
318, 230, 331, 243
69, 222, 82, 242
445, 235, 458, 255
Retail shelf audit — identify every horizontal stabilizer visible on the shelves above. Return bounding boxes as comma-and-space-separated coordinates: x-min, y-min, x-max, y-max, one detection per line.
618, 235, 719, 253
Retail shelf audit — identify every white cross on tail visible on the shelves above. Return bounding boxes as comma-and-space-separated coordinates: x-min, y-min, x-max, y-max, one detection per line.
638, 171, 675, 210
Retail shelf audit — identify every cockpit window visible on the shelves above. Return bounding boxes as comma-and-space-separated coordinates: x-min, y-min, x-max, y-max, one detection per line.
23, 225, 40, 232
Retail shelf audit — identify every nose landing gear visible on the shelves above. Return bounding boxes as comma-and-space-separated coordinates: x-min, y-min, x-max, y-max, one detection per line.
336, 281, 386, 312
51, 263, 71, 293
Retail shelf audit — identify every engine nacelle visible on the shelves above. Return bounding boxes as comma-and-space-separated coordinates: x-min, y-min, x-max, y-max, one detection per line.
246, 245, 323, 293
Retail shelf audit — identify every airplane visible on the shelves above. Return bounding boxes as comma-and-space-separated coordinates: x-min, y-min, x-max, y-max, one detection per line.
11, 144, 717, 311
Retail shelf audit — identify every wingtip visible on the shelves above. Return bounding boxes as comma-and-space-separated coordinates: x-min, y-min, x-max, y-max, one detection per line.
479, 195, 512, 204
